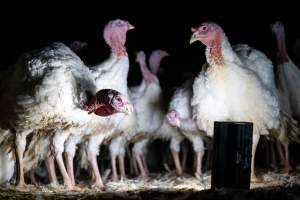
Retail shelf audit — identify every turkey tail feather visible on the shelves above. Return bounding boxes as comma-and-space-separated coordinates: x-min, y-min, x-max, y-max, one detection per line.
272, 111, 300, 143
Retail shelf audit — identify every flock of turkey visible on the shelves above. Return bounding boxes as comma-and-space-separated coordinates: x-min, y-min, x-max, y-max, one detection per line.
0, 19, 299, 191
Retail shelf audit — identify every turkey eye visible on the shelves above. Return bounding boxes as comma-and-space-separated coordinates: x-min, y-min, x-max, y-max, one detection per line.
116, 21, 123, 27
201, 26, 207, 31
174, 113, 178, 118
116, 97, 121, 102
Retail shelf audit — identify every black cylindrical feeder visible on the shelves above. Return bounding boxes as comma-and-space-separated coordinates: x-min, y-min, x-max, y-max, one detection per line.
211, 121, 253, 191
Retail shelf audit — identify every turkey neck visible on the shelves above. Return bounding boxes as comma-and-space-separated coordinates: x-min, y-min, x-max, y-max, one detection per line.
206, 39, 224, 66
275, 30, 289, 65
138, 59, 156, 84
205, 36, 236, 68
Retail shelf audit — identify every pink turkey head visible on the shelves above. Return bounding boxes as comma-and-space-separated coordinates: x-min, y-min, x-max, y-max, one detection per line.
271, 21, 285, 37
136, 51, 156, 84
149, 50, 170, 75
103, 19, 134, 57
166, 109, 181, 127
109, 90, 133, 115
271, 21, 289, 64
190, 22, 224, 48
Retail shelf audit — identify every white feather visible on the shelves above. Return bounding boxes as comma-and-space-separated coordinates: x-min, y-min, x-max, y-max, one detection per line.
192, 37, 280, 138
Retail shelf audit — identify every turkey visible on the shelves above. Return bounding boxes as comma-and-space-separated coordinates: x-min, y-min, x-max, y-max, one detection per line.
63, 19, 134, 188
147, 50, 188, 176
25, 89, 133, 186
26, 40, 91, 186
129, 50, 168, 178
166, 80, 206, 178
189, 22, 280, 182
108, 94, 136, 181
271, 22, 300, 122
270, 21, 300, 172
152, 118, 185, 176
0, 39, 132, 189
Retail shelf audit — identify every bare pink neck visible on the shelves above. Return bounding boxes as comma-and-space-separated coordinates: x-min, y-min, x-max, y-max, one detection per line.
210, 45, 222, 58
207, 35, 223, 65
275, 31, 289, 64
113, 46, 128, 57
208, 43, 224, 65
138, 60, 156, 84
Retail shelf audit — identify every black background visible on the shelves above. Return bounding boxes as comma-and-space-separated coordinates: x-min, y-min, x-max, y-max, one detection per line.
0, 2, 299, 89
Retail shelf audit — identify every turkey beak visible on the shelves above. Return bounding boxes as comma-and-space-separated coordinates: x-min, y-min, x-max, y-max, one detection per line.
174, 118, 181, 127
127, 22, 135, 30
190, 33, 198, 44
164, 52, 170, 57
123, 103, 134, 115
166, 112, 181, 128
118, 93, 134, 115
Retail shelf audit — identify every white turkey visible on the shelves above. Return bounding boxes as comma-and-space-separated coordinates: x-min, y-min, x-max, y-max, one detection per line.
147, 50, 188, 176
107, 100, 136, 181
129, 50, 168, 178
166, 80, 206, 178
189, 22, 280, 182
25, 40, 91, 186
271, 22, 300, 122
270, 21, 300, 172
63, 19, 134, 188
0, 39, 132, 190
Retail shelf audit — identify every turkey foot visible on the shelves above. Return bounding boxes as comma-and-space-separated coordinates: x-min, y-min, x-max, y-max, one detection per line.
111, 174, 118, 182
194, 172, 203, 181
270, 163, 278, 171
91, 180, 104, 189
251, 174, 261, 183
138, 173, 149, 180
282, 164, 292, 174
16, 180, 26, 189
65, 153, 76, 186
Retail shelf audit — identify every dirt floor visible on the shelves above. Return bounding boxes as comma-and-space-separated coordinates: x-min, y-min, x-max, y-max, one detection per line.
0, 171, 300, 200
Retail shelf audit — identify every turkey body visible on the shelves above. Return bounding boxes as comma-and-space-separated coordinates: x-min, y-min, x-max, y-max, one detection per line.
190, 22, 280, 182
0, 43, 97, 188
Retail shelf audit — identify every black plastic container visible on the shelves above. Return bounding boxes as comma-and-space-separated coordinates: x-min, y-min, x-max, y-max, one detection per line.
211, 121, 253, 191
